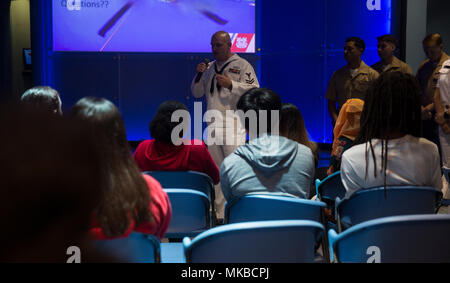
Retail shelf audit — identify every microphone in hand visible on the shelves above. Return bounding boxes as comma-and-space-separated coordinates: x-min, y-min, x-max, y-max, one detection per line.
195, 58, 210, 83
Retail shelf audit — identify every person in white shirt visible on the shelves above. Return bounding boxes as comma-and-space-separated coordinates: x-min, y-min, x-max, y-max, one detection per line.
435, 59, 450, 165
341, 72, 442, 198
191, 31, 259, 220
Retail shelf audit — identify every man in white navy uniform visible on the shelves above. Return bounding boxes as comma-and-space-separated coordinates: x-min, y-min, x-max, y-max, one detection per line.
191, 31, 259, 220
434, 58, 450, 210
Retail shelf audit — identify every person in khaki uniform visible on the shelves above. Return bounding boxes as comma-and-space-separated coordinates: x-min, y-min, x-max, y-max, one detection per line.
372, 34, 413, 75
416, 33, 449, 150
326, 37, 379, 125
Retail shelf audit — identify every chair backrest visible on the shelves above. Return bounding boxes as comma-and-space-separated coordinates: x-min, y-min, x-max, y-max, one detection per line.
164, 189, 211, 238
225, 194, 326, 224
144, 171, 215, 200
93, 232, 160, 263
328, 214, 450, 263
443, 167, 450, 183
315, 171, 346, 204
336, 186, 443, 230
183, 220, 324, 263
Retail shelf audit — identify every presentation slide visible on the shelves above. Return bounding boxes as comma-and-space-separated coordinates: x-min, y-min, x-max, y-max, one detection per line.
53, 0, 256, 53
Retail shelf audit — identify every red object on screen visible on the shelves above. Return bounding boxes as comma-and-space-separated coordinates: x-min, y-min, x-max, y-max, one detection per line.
231, 33, 255, 53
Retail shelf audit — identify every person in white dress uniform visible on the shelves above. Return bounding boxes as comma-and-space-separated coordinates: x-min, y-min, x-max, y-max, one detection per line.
191, 31, 259, 220
434, 58, 450, 209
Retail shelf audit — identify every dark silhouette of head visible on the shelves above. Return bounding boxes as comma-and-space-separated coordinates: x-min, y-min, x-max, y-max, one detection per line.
237, 88, 282, 138
150, 100, 189, 145
21, 86, 62, 115
0, 104, 102, 262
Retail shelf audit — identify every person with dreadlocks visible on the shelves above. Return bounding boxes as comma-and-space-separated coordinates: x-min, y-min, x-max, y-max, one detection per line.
340, 72, 442, 198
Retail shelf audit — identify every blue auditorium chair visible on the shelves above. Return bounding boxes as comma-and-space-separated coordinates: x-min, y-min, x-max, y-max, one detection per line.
328, 214, 450, 263
143, 171, 216, 236
224, 194, 329, 262
163, 188, 211, 238
143, 171, 215, 200
183, 220, 325, 263
93, 232, 161, 263
225, 194, 326, 224
335, 186, 443, 232
441, 167, 450, 208
442, 166, 450, 183
315, 171, 346, 205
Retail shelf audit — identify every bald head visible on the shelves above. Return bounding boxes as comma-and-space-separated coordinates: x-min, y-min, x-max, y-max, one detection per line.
211, 31, 232, 62
212, 31, 231, 44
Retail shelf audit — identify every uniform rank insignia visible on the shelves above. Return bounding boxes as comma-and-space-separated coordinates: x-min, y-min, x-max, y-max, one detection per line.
228, 68, 241, 74
245, 72, 255, 84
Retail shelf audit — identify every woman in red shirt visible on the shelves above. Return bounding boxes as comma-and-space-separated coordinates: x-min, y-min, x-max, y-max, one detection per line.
70, 97, 172, 240
133, 100, 220, 184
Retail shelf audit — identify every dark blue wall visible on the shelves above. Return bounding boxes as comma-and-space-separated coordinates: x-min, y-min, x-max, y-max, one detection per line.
32, 0, 394, 142
259, 0, 392, 143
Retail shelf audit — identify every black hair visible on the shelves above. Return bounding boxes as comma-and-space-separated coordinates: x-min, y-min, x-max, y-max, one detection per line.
236, 88, 282, 136
21, 86, 62, 115
149, 100, 189, 145
377, 34, 398, 47
354, 72, 422, 190
346, 37, 366, 52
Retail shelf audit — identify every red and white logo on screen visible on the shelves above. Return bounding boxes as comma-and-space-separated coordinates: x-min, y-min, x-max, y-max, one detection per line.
229, 33, 255, 53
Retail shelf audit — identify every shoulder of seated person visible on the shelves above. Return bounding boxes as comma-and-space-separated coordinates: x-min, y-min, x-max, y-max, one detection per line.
188, 139, 207, 147
295, 142, 313, 154
142, 174, 161, 186
135, 139, 152, 150
222, 151, 241, 164
416, 136, 439, 148
340, 142, 366, 158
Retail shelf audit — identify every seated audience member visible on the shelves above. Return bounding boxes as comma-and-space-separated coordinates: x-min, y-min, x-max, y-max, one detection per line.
220, 88, 316, 203
0, 105, 112, 262
20, 86, 63, 115
70, 97, 172, 240
341, 72, 442, 198
328, 98, 364, 175
280, 103, 319, 166
133, 100, 220, 184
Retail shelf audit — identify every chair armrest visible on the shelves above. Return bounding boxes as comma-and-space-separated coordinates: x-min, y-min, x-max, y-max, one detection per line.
328, 229, 339, 263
